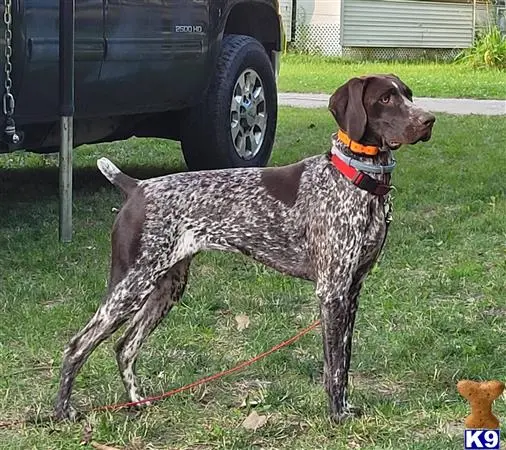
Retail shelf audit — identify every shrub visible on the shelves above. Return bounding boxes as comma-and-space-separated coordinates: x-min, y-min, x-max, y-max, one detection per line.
457, 25, 506, 69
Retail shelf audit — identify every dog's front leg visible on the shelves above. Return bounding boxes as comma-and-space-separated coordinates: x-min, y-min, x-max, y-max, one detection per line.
317, 275, 361, 423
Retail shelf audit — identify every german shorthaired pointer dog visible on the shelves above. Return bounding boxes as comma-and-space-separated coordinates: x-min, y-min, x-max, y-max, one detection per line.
54, 75, 435, 422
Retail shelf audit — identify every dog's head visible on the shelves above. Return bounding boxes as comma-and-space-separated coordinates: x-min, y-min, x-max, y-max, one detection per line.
329, 74, 435, 150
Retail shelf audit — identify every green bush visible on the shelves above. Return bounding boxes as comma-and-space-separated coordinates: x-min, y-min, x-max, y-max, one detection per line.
457, 25, 506, 69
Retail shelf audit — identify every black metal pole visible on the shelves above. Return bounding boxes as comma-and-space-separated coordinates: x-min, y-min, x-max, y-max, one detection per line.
58, 0, 75, 242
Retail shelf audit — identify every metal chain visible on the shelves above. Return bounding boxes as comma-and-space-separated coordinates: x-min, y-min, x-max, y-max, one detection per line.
3, 0, 19, 144
3, 0, 14, 116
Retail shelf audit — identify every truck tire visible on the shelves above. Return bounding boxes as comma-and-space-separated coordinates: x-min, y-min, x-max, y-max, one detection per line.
181, 34, 277, 170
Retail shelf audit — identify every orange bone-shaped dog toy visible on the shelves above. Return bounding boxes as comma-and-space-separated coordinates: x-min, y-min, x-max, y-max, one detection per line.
457, 380, 504, 429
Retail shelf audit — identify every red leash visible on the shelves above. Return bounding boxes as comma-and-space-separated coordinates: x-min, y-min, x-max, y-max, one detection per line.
91, 319, 321, 413
0, 319, 320, 428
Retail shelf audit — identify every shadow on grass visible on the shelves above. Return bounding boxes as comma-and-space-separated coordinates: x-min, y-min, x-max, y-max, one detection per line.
0, 163, 186, 204
0, 163, 186, 238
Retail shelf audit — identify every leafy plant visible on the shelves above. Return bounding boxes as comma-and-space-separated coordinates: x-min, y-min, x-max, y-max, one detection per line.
457, 25, 506, 69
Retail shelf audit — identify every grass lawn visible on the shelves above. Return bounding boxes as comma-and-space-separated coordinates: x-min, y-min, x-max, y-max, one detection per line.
1, 109, 506, 449
278, 53, 506, 99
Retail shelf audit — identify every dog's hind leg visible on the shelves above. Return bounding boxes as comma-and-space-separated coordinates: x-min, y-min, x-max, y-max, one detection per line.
115, 258, 191, 404
54, 275, 155, 421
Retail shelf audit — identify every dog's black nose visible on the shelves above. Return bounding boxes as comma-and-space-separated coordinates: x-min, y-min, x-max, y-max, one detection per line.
422, 113, 436, 127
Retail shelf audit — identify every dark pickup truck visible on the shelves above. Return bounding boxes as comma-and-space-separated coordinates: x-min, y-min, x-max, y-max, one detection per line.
0, 0, 283, 170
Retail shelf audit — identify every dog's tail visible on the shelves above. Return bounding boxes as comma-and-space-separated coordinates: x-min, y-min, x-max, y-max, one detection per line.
97, 157, 139, 196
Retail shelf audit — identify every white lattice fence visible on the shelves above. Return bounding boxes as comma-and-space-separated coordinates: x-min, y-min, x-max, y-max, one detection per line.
293, 23, 342, 56
341, 47, 462, 61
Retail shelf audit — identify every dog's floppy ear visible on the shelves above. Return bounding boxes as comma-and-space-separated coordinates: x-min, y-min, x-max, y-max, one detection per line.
328, 77, 367, 142
387, 73, 413, 101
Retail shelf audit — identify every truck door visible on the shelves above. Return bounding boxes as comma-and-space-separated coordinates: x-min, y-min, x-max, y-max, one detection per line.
100, 0, 210, 115
13, 0, 105, 123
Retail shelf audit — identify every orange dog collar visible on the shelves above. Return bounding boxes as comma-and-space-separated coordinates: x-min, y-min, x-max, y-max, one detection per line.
337, 129, 379, 156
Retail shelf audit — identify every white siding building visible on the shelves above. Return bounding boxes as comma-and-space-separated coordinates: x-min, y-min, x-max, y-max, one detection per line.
279, 0, 492, 57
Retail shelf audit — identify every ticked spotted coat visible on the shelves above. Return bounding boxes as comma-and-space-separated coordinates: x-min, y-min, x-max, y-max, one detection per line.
54, 75, 435, 422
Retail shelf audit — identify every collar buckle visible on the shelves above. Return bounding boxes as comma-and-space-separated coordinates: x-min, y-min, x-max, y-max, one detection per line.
353, 170, 391, 196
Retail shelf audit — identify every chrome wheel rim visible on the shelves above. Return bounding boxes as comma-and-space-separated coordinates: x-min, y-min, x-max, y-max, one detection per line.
230, 69, 267, 160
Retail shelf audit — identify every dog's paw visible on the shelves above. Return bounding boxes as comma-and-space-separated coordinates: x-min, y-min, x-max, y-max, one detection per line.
330, 403, 362, 424
128, 392, 153, 408
53, 404, 79, 422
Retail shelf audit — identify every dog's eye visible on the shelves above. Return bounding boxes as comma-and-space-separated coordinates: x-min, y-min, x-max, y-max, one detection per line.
379, 95, 391, 104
